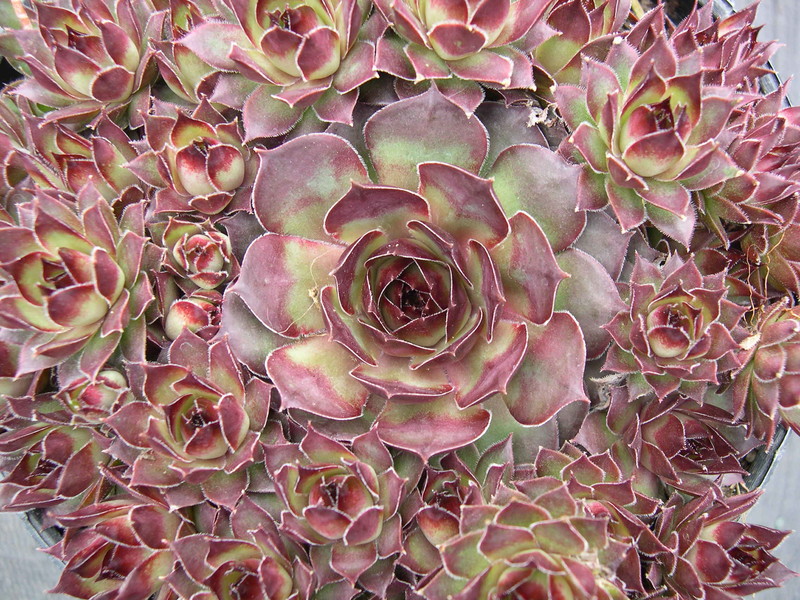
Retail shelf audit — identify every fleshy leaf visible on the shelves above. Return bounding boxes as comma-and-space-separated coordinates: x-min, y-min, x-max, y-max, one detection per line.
233, 233, 342, 338
267, 336, 369, 419
254, 133, 369, 240
364, 88, 488, 190
489, 144, 585, 252
504, 312, 588, 425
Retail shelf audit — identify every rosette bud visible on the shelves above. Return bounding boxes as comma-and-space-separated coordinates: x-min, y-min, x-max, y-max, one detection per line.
700, 88, 800, 245
56, 369, 129, 424
17, 115, 143, 206
10, 0, 165, 124
604, 254, 746, 400
127, 101, 254, 214
153, 217, 237, 289
164, 290, 222, 340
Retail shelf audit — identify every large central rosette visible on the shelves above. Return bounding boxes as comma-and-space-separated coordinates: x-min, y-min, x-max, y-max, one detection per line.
224, 90, 591, 459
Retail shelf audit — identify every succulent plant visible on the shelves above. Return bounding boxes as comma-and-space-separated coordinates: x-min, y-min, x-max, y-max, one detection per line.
0, 422, 110, 513
169, 497, 316, 600
0, 1, 798, 599
531, 0, 632, 90
646, 490, 793, 600
151, 217, 238, 290
48, 497, 193, 599
419, 479, 632, 600
373, 0, 549, 110
222, 88, 594, 459
731, 300, 800, 445
128, 100, 254, 215
578, 386, 759, 498
0, 187, 154, 381
263, 427, 417, 596
557, 7, 755, 246
604, 254, 746, 401
180, 0, 378, 137
9, 0, 166, 125
105, 332, 272, 508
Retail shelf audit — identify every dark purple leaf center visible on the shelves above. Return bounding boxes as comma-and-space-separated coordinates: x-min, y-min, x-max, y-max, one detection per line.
650, 99, 676, 131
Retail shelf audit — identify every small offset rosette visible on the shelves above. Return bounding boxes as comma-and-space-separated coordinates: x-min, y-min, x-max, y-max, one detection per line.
732, 301, 800, 445
604, 254, 746, 401
48, 498, 192, 600
152, 217, 238, 290
105, 332, 272, 508
263, 428, 414, 597
557, 2, 774, 246
127, 101, 254, 215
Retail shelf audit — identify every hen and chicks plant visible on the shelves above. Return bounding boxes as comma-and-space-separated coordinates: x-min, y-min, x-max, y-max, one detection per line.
0, 0, 799, 599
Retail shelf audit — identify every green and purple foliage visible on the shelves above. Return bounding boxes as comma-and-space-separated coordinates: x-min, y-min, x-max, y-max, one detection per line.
0, 0, 798, 599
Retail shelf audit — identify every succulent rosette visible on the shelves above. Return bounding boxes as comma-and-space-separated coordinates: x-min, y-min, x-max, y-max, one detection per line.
558, 22, 744, 246
180, 0, 377, 138
740, 205, 800, 294
530, 0, 632, 89
0, 187, 153, 381
419, 480, 631, 600
153, 0, 221, 105
9, 0, 165, 124
152, 217, 238, 289
0, 422, 110, 513
105, 332, 272, 508
373, 0, 549, 111
56, 369, 130, 424
700, 87, 800, 244
128, 101, 254, 215
16, 115, 144, 206
169, 497, 317, 600
263, 427, 418, 595
48, 497, 193, 600
731, 301, 800, 445
604, 254, 746, 401
647, 490, 794, 600
224, 89, 592, 458
399, 440, 517, 578
578, 386, 758, 498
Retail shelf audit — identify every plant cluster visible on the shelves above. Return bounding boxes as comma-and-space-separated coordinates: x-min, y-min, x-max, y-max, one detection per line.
0, 0, 799, 598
